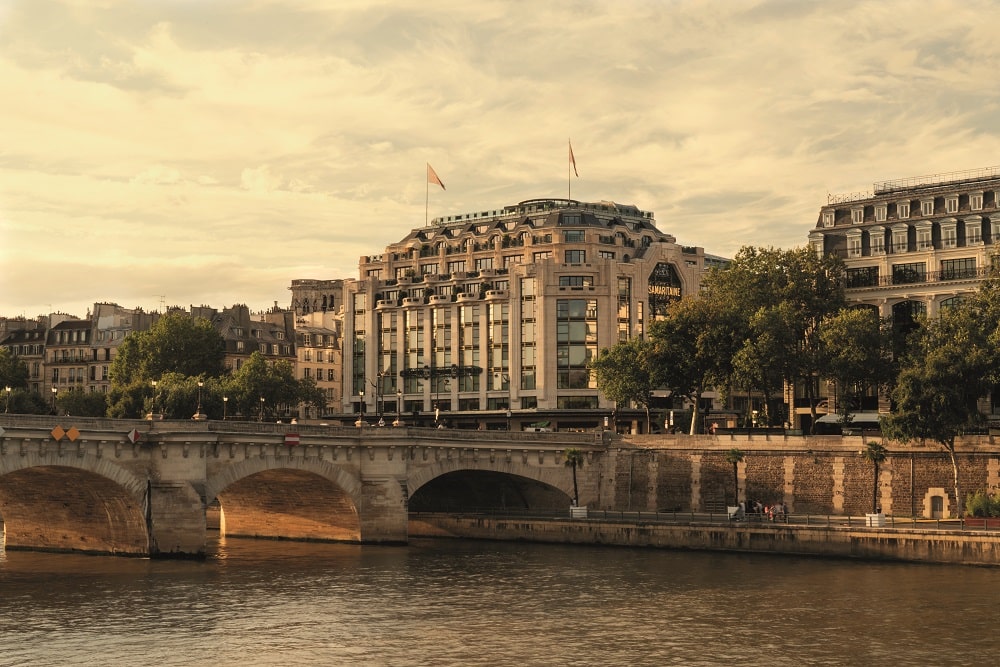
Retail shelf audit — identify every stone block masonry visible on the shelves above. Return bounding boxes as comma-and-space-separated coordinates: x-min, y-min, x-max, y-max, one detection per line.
611, 434, 1000, 520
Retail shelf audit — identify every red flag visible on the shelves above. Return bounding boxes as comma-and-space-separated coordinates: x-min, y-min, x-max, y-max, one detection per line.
569, 140, 579, 177
427, 163, 446, 190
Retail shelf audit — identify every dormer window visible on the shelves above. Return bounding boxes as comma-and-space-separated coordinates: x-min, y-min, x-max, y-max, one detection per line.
898, 202, 910, 219
851, 208, 864, 224
946, 196, 959, 214
971, 193, 983, 211
822, 211, 835, 227
875, 205, 887, 222
921, 199, 934, 216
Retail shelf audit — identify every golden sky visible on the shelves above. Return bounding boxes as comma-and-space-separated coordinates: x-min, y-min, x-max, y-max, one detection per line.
3, 0, 1000, 318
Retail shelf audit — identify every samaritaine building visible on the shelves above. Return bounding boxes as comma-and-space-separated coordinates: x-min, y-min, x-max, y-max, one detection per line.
343, 197, 719, 431
810, 166, 1000, 318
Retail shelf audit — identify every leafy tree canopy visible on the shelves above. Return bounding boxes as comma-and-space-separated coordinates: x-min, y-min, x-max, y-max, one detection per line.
588, 337, 657, 430
109, 313, 225, 385
819, 307, 894, 420
0, 348, 30, 389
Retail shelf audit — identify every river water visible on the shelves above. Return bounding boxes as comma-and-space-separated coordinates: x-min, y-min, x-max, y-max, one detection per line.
0, 536, 995, 666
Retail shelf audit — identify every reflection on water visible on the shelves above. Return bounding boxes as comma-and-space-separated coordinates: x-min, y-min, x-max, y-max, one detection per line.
0, 536, 997, 666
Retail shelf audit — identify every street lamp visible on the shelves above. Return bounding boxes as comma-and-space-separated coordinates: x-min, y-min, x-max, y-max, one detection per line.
51, 386, 57, 413
357, 390, 365, 427
193, 380, 206, 420
496, 371, 512, 429
4, 385, 10, 413
222, 396, 228, 420
395, 390, 403, 427
150, 380, 158, 419
259, 396, 265, 422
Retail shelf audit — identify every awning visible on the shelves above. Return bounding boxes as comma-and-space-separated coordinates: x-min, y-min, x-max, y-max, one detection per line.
529, 421, 551, 428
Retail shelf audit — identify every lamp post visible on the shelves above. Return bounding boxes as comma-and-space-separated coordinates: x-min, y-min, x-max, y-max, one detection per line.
259, 396, 265, 422
395, 390, 403, 426
4, 385, 10, 413
51, 386, 57, 413
496, 371, 511, 429
193, 380, 206, 420
223, 396, 228, 421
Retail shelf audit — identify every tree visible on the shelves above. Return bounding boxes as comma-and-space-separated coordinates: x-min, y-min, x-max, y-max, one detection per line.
819, 307, 893, 425
564, 448, 585, 506
109, 313, 225, 385
55, 389, 109, 417
648, 296, 743, 435
731, 304, 797, 427
224, 352, 308, 421
884, 306, 991, 518
297, 375, 327, 419
861, 441, 887, 514
0, 348, 29, 390
724, 448, 744, 505
690, 246, 846, 433
107, 379, 150, 419
588, 337, 657, 432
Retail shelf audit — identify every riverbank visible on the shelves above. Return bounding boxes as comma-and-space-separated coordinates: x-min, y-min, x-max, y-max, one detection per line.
409, 514, 1000, 566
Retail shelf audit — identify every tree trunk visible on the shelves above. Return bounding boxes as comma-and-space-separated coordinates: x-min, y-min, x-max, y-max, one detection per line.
947, 444, 962, 518
806, 379, 819, 435
732, 463, 739, 506
872, 462, 880, 514
689, 390, 701, 436
571, 464, 579, 506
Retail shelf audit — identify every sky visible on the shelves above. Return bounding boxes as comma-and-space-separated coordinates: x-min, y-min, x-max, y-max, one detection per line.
4, 0, 1000, 320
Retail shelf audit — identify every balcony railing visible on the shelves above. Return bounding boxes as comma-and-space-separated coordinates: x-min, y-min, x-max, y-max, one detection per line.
846, 266, 988, 289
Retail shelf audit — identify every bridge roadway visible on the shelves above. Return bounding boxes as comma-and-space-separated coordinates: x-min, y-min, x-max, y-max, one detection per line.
0, 415, 607, 558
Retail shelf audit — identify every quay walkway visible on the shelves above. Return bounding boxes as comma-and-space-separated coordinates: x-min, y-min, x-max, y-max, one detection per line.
409, 510, 1000, 566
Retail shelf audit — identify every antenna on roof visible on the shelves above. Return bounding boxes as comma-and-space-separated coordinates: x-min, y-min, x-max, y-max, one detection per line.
153, 295, 165, 312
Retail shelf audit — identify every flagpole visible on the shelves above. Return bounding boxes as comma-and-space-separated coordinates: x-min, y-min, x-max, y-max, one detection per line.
426, 175, 429, 227
568, 139, 572, 200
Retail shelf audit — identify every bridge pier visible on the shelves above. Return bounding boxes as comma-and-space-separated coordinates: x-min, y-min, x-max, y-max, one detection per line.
148, 481, 207, 558
358, 475, 408, 544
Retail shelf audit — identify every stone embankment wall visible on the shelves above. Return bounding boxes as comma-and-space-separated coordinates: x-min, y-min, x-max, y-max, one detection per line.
410, 515, 1000, 566
599, 434, 1000, 519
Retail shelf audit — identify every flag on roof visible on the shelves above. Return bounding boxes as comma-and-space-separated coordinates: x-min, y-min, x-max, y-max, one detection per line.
569, 140, 579, 177
427, 163, 446, 190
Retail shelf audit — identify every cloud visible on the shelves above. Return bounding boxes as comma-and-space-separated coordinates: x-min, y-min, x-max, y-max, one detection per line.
6, 0, 1000, 318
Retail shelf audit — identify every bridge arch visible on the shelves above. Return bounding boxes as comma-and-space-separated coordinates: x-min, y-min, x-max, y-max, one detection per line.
408, 460, 574, 511
0, 454, 148, 555
205, 458, 364, 543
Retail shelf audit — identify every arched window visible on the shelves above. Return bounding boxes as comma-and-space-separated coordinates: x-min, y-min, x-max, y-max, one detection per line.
939, 296, 966, 312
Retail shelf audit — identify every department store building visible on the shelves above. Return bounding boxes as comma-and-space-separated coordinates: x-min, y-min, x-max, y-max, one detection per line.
342, 197, 724, 431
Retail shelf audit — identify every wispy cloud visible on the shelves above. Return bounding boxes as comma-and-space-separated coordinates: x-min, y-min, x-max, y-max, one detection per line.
4, 0, 1000, 317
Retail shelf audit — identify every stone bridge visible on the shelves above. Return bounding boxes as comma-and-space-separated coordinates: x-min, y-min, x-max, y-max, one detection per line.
0, 416, 607, 557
